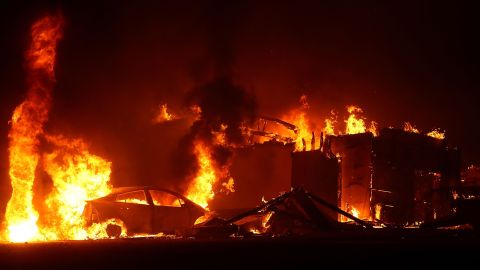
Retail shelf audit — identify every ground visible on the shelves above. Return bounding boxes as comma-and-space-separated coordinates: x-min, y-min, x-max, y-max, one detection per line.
0, 229, 478, 269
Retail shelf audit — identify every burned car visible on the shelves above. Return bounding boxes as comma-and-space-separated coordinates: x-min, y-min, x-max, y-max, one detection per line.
83, 186, 206, 237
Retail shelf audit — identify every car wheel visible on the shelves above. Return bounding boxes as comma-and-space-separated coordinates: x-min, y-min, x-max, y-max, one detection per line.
106, 223, 122, 238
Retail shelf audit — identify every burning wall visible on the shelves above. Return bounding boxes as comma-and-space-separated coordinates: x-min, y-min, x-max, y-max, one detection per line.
330, 133, 373, 221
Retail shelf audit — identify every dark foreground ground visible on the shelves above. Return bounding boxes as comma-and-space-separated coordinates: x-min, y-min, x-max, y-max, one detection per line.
1, 229, 478, 269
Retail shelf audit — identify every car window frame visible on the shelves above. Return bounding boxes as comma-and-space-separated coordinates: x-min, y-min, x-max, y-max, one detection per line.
146, 189, 185, 208
114, 190, 149, 205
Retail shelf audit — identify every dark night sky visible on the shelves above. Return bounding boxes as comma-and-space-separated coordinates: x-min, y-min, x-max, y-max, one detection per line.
0, 0, 479, 208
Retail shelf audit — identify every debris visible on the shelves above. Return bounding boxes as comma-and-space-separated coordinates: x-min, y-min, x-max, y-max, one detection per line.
190, 188, 371, 238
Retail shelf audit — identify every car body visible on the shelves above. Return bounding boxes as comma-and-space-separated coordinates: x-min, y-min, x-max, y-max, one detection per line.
83, 186, 206, 236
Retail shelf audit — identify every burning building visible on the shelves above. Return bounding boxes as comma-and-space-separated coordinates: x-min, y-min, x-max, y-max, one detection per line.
202, 101, 460, 228
329, 129, 460, 225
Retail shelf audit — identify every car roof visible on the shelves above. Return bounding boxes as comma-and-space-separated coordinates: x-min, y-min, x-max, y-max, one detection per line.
89, 185, 206, 212
107, 186, 186, 199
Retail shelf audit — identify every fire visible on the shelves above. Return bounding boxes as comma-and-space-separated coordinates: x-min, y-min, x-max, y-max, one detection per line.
153, 104, 176, 123
27, 15, 64, 75
86, 219, 127, 239
221, 177, 235, 194
368, 121, 378, 136
274, 100, 382, 151
190, 105, 202, 120
262, 211, 274, 229
345, 105, 378, 136
342, 205, 360, 222
212, 124, 228, 145
350, 206, 360, 219
185, 142, 216, 208
374, 203, 382, 220
404, 122, 445, 140
4, 14, 63, 242
291, 112, 315, 151
250, 211, 274, 235
185, 123, 236, 208
194, 212, 214, 226
345, 106, 366, 135
4, 14, 114, 242
427, 129, 445, 140
283, 95, 317, 151
41, 135, 112, 240
404, 122, 420, 133
323, 110, 336, 136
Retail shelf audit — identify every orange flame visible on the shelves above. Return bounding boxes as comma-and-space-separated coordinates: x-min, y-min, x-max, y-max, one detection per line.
350, 206, 360, 219
153, 104, 176, 123
404, 122, 420, 133
4, 14, 115, 242
28, 15, 64, 77
283, 95, 317, 151
40, 135, 112, 240
185, 123, 235, 209
404, 122, 445, 140
212, 124, 228, 145
4, 14, 63, 242
345, 105, 366, 134
368, 121, 378, 137
323, 110, 337, 136
185, 142, 216, 208
250, 211, 274, 235
427, 129, 445, 140
345, 105, 378, 136
190, 105, 202, 120
291, 112, 314, 151
221, 177, 235, 194
341, 205, 361, 222
374, 204, 382, 220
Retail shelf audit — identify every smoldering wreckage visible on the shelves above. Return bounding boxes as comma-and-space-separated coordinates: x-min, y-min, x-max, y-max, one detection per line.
2, 13, 480, 244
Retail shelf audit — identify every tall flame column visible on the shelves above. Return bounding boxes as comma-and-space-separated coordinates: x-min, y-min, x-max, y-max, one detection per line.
5, 14, 63, 242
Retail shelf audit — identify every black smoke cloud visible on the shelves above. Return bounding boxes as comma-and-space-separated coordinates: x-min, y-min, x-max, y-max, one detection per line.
186, 78, 257, 145
173, 77, 257, 187
172, 1, 257, 189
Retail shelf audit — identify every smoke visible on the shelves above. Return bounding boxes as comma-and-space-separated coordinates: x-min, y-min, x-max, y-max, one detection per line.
187, 77, 257, 145
174, 76, 257, 191
173, 1, 257, 191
